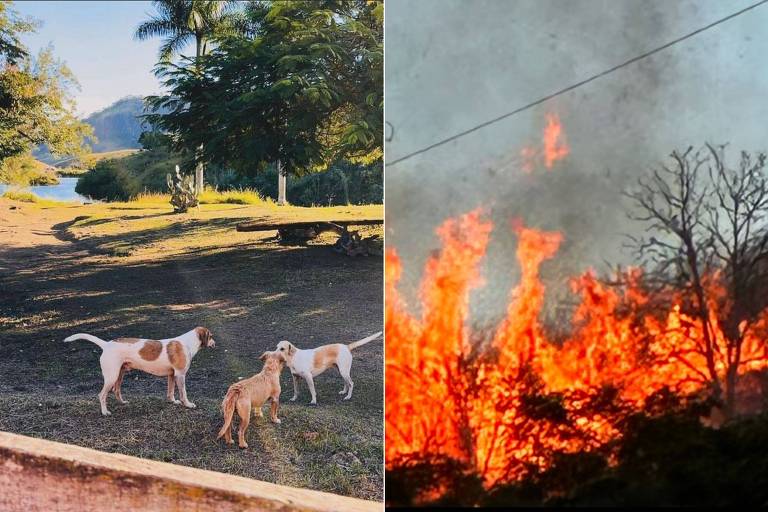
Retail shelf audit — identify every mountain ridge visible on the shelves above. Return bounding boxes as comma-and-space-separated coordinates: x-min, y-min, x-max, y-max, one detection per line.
35, 96, 149, 164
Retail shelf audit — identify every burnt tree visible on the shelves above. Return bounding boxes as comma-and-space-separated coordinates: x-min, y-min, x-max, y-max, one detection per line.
625, 144, 768, 416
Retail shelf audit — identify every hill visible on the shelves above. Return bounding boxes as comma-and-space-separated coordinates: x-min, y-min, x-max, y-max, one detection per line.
35, 96, 148, 164
83, 96, 147, 152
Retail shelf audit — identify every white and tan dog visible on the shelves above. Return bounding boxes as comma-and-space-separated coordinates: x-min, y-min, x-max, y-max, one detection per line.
64, 326, 216, 416
276, 331, 382, 404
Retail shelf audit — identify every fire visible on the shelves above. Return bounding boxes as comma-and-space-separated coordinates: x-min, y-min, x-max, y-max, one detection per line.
542, 113, 569, 168
519, 112, 570, 173
385, 211, 768, 489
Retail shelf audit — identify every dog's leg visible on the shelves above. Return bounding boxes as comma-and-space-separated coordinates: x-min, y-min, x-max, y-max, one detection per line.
174, 372, 196, 409
337, 365, 348, 395
166, 375, 180, 404
335, 351, 355, 400
337, 360, 355, 400
223, 425, 233, 445
270, 396, 281, 424
290, 372, 299, 401
113, 365, 128, 404
98, 356, 121, 416
302, 373, 317, 405
236, 399, 251, 449
254, 406, 264, 418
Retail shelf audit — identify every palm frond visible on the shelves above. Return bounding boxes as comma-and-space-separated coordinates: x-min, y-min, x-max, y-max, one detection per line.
134, 17, 177, 41
158, 33, 193, 63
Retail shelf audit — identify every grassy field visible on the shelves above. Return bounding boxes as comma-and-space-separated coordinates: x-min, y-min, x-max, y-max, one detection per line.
0, 196, 383, 500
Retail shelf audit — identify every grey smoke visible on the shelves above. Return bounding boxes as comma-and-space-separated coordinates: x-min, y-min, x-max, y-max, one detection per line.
385, 0, 768, 326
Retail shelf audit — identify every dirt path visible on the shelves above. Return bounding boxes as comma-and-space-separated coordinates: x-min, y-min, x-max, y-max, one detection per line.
0, 199, 383, 500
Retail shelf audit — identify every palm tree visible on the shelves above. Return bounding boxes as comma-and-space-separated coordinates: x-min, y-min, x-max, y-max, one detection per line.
134, 0, 241, 194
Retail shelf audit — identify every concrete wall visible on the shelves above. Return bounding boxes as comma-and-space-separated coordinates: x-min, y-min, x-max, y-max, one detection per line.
0, 431, 380, 512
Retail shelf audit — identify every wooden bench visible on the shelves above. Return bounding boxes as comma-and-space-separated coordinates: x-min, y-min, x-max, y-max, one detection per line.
0, 431, 380, 511
236, 219, 383, 256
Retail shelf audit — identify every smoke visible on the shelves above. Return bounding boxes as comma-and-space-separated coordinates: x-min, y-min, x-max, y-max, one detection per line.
385, 0, 768, 325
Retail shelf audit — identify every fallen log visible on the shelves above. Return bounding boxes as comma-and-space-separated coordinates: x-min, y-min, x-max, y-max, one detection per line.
236, 219, 382, 232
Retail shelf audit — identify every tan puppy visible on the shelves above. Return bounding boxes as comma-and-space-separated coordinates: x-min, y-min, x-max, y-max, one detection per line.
64, 327, 216, 416
217, 350, 286, 449
276, 331, 382, 405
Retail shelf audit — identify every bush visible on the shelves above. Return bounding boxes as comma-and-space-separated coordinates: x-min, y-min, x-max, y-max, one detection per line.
75, 147, 179, 201
2, 189, 41, 202
387, 411, 768, 507
213, 160, 382, 206
76, 160, 142, 201
75, 144, 381, 206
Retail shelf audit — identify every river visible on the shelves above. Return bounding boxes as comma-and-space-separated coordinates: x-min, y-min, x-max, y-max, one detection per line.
0, 177, 93, 202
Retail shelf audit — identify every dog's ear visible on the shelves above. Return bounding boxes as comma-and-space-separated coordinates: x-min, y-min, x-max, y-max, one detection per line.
195, 326, 212, 347
288, 343, 296, 356
259, 351, 269, 362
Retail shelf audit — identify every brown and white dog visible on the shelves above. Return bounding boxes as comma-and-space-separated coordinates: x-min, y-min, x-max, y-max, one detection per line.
217, 350, 286, 449
276, 331, 382, 405
64, 326, 216, 416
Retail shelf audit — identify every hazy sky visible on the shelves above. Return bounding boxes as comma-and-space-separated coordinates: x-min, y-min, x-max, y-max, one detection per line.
385, 0, 768, 323
14, 1, 173, 117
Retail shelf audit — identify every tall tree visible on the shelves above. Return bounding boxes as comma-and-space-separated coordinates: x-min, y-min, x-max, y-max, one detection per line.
625, 144, 768, 416
146, 0, 382, 202
0, 2, 92, 163
0, 0, 32, 66
134, 0, 242, 194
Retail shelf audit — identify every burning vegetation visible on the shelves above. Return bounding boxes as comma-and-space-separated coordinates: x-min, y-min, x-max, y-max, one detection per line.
385, 130, 768, 506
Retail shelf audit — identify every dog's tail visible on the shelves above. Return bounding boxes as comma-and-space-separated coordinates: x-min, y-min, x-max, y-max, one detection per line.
347, 331, 383, 351
64, 333, 108, 350
217, 386, 241, 440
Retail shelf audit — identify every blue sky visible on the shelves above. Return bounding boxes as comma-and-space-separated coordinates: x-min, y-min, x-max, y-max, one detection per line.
13, 1, 182, 117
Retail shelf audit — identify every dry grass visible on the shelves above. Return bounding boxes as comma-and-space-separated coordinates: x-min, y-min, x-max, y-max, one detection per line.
198, 188, 277, 206
1, 189, 68, 207
80, 149, 142, 168
133, 188, 277, 207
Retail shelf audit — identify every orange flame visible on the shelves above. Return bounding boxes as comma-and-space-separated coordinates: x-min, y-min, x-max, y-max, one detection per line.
385, 212, 768, 489
518, 113, 570, 173
543, 113, 569, 168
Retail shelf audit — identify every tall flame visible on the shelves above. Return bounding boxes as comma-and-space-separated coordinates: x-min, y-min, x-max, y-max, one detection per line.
519, 112, 570, 173
542, 112, 569, 168
385, 212, 768, 488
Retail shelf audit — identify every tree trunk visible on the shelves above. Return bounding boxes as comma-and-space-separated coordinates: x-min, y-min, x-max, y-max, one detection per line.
685, 238, 723, 404
277, 159, 287, 206
339, 170, 350, 205
194, 35, 204, 196
195, 144, 204, 195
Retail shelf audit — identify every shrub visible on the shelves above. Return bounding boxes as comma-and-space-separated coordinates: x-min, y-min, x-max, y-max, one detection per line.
2, 189, 41, 202
75, 147, 179, 201
213, 160, 382, 206
76, 160, 142, 201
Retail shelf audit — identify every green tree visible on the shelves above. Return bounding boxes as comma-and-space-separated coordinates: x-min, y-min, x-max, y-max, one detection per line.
146, 0, 382, 202
134, 0, 243, 194
0, 0, 33, 66
0, 1, 93, 163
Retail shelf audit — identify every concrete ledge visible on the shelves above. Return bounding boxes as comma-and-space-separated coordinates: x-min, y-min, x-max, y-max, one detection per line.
0, 431, 380, 511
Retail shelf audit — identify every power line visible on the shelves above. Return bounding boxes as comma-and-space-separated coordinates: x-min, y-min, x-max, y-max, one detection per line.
386, 0, 768, 167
